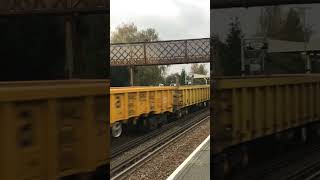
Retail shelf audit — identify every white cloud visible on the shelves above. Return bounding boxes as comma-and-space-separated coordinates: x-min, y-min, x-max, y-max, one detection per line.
111, 0, 209, 40
111, 0, 210, 75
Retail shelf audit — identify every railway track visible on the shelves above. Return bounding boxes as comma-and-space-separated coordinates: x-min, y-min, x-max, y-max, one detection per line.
234, 141, 320, 180
110, 109, 210, 180
304, 170, 320, 180
111, 108, 209, 158
283, 152, 320, 180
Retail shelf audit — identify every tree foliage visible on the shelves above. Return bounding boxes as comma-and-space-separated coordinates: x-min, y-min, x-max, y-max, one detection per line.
179, 69, 186, 85
215, 17, 243, 76
257, 7, 313, 41
134, 65, 166, 86
111, 23, 159, 44
214, 8, 314, 76
111, 23, 166, 86
165, 73, 179, 85
165, 68, 189, 86
223, 17, 243, 76
190, 63, 208, 75
257, 7, 313, 73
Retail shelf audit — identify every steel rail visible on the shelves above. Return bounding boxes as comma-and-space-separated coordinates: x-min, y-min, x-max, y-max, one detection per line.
110, 113, 209, 179
234, 142, 320, 180
111, 108, 209, 158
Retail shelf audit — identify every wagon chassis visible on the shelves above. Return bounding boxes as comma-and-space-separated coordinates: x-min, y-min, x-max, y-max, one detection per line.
110, 108, 209, 179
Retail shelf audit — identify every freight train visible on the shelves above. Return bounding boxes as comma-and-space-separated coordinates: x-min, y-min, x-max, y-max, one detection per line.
0, 14, 109, 180
212, 75, 320, 177
110, 85, 210, 137
211, 2, 320, 178
0, 80, 109, 180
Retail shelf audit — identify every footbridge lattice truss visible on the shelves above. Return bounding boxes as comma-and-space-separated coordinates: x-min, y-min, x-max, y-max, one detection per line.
110, 38, 210, 66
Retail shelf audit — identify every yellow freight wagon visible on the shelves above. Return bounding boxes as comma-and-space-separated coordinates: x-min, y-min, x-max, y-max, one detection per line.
213, 74, 320, 178
214, 74, 320, 154
0, 80, 109, 180
110, 86, 175, 137
175, 85, 210, 109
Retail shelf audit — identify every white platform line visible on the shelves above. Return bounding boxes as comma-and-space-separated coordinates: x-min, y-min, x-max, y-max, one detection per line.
166, 135, 210, 180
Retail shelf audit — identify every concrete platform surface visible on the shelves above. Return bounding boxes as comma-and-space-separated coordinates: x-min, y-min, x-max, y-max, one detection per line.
167, 136, 210, 180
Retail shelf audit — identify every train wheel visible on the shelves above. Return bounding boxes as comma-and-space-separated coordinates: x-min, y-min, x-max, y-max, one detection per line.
301, 127, 307, 143
177, 110, 182, 119
314, 124, 320, 137
185, 108, 189, 115
112, 122, 122, 137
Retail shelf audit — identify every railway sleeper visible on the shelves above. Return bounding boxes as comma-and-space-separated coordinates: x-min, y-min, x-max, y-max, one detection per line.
215, 124, 320, 177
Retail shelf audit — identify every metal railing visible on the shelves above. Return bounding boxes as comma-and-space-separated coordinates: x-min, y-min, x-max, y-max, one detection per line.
110, 38, 210, 66
0, 0, 109, 15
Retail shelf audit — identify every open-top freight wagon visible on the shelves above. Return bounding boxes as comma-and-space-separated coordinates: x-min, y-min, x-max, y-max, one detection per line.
211, 1, 320, 178
0, 80, 109, 180
110, 85, 210, 137
212, 74, 320, 177
0, 3, 110, 179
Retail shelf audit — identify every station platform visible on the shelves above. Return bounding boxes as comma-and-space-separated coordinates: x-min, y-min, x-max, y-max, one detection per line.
167, 135, 210, 180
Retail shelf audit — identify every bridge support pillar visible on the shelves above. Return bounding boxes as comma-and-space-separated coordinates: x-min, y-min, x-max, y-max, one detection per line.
65, 16, 75, 79
129, 66, 134, 86
306, 54, 311, 73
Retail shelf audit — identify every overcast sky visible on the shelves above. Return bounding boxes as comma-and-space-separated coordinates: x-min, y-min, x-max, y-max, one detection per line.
111, 0, 210, 76
211, 4, 320, 41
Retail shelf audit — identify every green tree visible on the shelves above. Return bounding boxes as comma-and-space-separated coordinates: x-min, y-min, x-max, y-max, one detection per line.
258, 7, 312, 41
165, 73, 180, 85
257, 6, 283, 38
137, 28, 159, 42
179, 69, 186, 85
280, 8, 312, 41
257, 7, 313, 73
211, 35, 226, 75
190, 64, 208, 75
111, 23, 166, 86
134, 65, 166, 86
219, 17, 243, 76
190, 63, 208, 84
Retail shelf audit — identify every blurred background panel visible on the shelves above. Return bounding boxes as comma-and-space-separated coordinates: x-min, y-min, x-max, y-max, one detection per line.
0, 14, 109, 81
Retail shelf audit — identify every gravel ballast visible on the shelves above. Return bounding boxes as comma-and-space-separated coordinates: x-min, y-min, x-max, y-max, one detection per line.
125, 117, 210, 180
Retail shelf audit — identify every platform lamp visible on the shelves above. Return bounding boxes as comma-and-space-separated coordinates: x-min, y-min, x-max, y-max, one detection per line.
241, 37, 268, 76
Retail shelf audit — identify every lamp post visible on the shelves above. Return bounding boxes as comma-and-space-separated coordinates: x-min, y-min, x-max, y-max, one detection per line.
293, 7, 311, 73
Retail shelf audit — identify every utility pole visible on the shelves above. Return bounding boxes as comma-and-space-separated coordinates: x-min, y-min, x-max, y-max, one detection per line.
176, 74, 180, 86
294, 7, 311, 73
241, 38, 245, 76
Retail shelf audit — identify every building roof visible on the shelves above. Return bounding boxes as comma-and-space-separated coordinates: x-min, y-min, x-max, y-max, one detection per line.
267, 39, 320, 53
193, 74, 210, 79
